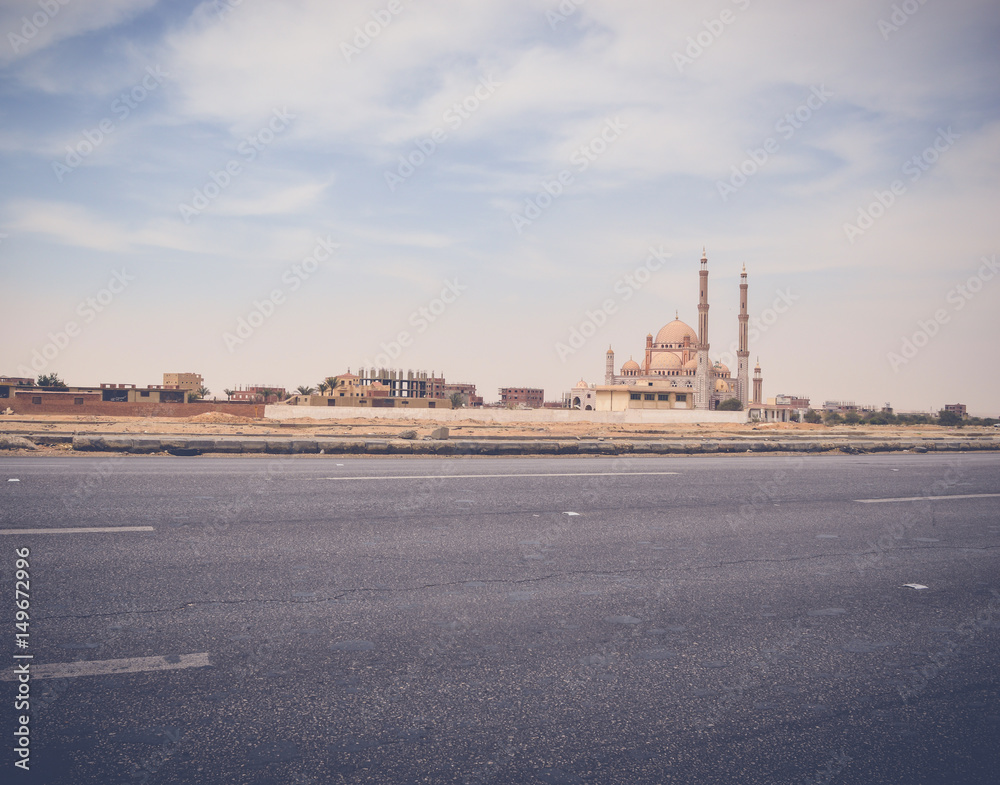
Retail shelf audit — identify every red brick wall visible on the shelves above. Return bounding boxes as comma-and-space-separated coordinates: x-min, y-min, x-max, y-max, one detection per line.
1, 398, 264, 418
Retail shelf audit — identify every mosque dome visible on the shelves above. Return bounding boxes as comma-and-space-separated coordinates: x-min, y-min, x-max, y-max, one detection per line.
650, 352, 682, 370
655, 319, 698, 346
713, 362, 731, 376
622, 359, 641, 373
684, 357, 699, 370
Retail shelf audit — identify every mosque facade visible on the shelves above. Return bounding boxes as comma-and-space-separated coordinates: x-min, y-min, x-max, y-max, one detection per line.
597, 249, 763, 411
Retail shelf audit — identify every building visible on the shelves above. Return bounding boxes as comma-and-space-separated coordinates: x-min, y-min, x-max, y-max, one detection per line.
564, 379, 597, 410
822, 400, 878, 414
0, 376, 34, 386
943, 403, 968, 418
282, 371, 452, 410
231, 385, 287, 402
599, 249, 757, 411
162, 372, 203, 392
436, 382, 483, 407
499, 387, 544, 408
774, 394, 810, 408
0, 381, 186, 409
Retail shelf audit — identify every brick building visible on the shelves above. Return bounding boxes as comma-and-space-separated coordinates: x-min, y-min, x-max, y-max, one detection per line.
499, 387, 544, 408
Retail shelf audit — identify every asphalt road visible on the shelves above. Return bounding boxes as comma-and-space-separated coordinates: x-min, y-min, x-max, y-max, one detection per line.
1, 453, 998, 785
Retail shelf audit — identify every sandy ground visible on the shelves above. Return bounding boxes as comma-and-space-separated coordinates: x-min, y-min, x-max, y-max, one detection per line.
0, 412, 994, 442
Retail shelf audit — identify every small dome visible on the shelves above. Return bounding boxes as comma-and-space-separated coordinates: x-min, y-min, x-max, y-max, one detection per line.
713, 362, 730, 376
715, 379, 730, 392
574, 378, 589, 388
684, 357, 699, 370
650, 352, 682, 370
655, 319, 698, 346
622, 359, 641, 372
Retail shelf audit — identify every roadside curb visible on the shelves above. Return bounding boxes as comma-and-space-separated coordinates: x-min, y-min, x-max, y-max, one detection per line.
61, 434, 1000, 456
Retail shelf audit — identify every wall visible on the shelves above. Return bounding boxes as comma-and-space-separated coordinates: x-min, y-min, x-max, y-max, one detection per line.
265, 404, 747, 425
2, 399, 265, 418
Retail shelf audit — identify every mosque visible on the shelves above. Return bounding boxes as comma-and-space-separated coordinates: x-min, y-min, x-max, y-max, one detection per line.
593, 249, 763, 412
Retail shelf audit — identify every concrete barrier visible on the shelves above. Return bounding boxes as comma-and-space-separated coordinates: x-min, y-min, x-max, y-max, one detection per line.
47, 434, 1000, 456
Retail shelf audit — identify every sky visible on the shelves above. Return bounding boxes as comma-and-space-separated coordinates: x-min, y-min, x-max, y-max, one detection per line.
0, 0, 998, 414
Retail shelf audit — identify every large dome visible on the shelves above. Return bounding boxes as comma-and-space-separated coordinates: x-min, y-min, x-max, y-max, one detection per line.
621, 359, 641, 372
655, 319, 698, 346
650, 352, 682, 370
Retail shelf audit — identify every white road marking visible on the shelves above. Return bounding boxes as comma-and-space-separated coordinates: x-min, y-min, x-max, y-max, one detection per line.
855, 493, 1000, 504
0, 526, 155, 535
316, 471, 681, 481
0, 652, 211, 681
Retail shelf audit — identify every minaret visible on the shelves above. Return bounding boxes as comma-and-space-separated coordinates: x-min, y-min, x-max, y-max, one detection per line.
644, 333, 653, 375
605, 346, 615, 384
752, 358, 763, 404
695, 247, 711, 409
737, 264, 750, 409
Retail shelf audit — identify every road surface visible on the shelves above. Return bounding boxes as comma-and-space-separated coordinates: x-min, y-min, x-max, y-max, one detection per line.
1, 453, 998, 784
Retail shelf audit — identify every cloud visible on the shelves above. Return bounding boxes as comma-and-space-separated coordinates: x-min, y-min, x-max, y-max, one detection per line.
0, 0, 158, 66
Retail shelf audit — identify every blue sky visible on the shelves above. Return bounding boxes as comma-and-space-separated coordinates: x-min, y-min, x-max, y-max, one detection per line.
1, 0, 998, 413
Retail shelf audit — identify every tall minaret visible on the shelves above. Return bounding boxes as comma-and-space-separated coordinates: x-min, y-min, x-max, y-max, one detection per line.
644, 333, 653, 374
605, 346, 615, 384
695, 248, 711, 409
752, 358, 763, 404
737, 264, 750, 409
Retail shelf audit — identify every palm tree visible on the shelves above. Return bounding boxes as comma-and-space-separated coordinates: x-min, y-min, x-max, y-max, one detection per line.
317, 382, 329, 396
223, 388, 234, 401
296, 385, 316, 395
187, 385, 211, 402
324, 376, 340, 396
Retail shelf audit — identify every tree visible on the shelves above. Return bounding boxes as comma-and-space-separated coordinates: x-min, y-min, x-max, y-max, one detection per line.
37, 373, 67, 388
324, 376, 340, 396
296, 385, 316, 395
803, 409, 822, 424
717, 397, 742, 411
223, 389, 234, 401
187, 385, 210, 402
937, 409, 962, 427
843, 410, 862, 425
789, 411, 800, 423
449, 391, 465, 408
317, 382, 329, 396
823, 411, 844, 425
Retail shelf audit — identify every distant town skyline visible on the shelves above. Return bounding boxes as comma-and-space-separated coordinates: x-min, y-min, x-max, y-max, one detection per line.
1, 1, 998, 415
